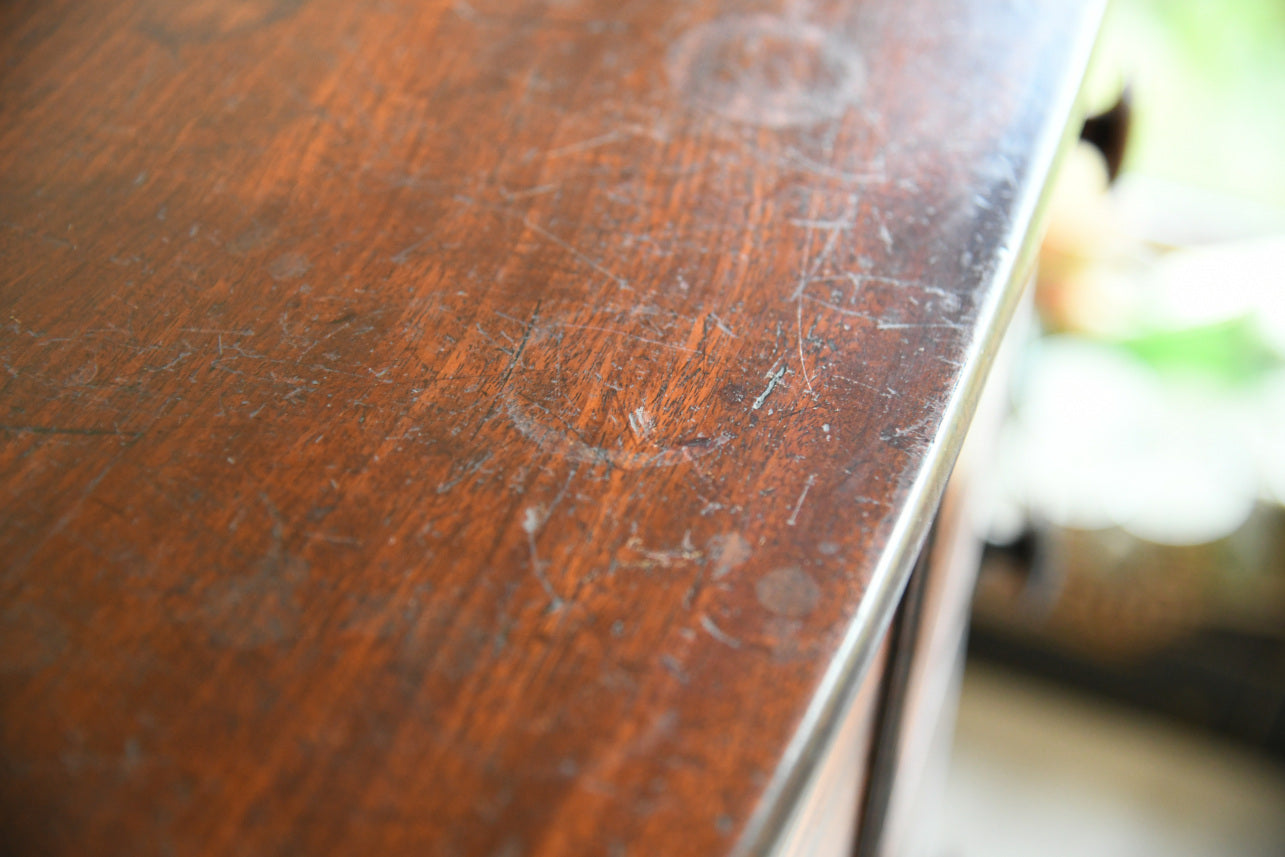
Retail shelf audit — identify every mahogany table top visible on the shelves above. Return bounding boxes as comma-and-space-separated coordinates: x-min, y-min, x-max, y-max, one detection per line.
0, 1, 1102, 854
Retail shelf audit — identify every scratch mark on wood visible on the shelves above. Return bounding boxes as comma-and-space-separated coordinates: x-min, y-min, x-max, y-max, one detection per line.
788, 195, 857, 396
628, 532, 703, 570
391, 236, 434, 265
802, 294, 877, 321
627, 406, 654, 440
556, 323, 697, 355
454, 194, 632, 290
498, 300, 540, 391
875, 320, 965, 330
519, 214, 631, 291
542, 130, 623, 160
751, 364, 786, 411
786, 473, 816, 527
522, 506, 565, 611
709, 312, 736, 337
700, 615, 742, 649
796, 300, 814, 395
659, 654, 688, 684
0, 425, 144, 438
506, 395, 732, 470
498, 183, 562, 202
872, 209, 894, 251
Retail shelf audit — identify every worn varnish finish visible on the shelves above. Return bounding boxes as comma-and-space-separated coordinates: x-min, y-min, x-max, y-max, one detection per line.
0, 1, 1100, 855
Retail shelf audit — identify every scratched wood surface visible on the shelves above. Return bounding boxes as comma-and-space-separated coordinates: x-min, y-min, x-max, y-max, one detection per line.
0, 1, 1100, 855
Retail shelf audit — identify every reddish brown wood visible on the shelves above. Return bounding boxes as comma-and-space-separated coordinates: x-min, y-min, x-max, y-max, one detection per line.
0, 2, 1100, 855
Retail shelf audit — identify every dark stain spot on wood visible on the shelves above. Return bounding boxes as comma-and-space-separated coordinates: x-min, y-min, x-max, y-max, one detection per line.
754, 566, 820, 618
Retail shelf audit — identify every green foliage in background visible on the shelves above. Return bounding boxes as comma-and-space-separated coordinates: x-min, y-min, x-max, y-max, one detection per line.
1092, 0, 1285, 206
1120, 316, 1279, 386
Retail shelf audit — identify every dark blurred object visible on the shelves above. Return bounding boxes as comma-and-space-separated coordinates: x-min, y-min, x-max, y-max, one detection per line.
972, 535, 1285, 762
1080, 87, 1132, 182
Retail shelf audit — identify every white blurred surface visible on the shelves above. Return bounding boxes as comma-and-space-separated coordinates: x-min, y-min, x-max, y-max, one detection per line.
933, 664, 1285, 857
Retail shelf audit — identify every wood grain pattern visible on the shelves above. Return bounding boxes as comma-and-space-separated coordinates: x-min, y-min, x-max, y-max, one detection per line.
0, 1, 1101, 855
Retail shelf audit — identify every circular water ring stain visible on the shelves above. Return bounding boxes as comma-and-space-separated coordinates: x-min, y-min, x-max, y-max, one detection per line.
667, 14, 865, 129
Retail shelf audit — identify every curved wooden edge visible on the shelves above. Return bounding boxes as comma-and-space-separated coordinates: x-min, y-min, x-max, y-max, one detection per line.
733, 8, 1107, 853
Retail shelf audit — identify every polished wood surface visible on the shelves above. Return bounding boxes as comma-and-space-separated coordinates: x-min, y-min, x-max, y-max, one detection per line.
0, 1, 1101, 855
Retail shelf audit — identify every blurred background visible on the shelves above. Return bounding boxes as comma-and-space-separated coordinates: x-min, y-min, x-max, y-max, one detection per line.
935, 1, 1285, 854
